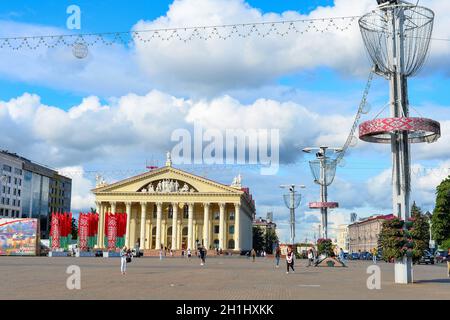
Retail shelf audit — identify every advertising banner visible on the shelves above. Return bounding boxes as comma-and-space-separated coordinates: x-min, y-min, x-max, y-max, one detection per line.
0, 218, 39, 256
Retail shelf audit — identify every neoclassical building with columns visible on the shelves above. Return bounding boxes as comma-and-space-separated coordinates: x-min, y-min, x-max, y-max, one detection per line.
92, 160, 255, 253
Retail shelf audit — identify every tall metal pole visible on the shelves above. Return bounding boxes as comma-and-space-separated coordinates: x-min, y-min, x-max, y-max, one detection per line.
388, 5, 413, 284
290, 185, 295, 245
319, 147, 328, 239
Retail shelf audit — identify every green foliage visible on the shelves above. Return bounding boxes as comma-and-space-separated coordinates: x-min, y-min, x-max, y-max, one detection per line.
317, 238, 334, 257
410, 202, 430, 262
380, 218, 406, 260
264, 229, 279, 254
440, 238, 450, 250
380, 204, 430, 262
432, 176, 450, 245
252, 226, 265, 252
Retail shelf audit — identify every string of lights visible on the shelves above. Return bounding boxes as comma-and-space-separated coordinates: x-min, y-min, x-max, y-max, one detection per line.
0, 16, 360, 51
56, 163, 450, 179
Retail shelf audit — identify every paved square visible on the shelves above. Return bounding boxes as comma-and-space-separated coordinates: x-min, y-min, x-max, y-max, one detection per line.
1, 256, 449, 299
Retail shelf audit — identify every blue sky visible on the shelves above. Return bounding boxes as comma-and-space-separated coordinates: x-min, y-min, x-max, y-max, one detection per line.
0, 0, 449, 242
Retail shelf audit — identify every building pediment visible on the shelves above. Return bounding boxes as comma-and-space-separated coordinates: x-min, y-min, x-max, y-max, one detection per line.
92, 166, 242, 195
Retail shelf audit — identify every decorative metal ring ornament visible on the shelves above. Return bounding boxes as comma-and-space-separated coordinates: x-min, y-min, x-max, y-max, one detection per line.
309, 202, 339, 209
359, 117, 440, 144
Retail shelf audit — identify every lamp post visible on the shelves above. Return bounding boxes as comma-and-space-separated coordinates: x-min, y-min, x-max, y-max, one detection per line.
303, 146, 342, 239
280, 184, 305, 245
358, 0, 440, 284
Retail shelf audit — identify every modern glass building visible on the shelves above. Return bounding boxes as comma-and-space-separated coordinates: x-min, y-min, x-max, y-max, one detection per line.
0, 150, 72, 239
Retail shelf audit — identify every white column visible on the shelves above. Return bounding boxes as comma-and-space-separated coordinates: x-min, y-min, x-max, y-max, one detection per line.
187, 203, 194, 250
125, 202, 132, 248
172, 203, 178, 250
193, 220, 198, 249
110, 201, 116, 214
234, 203, 241, 251
140, 202, 147, 250
177, 220, 181, 249
219, 203, 225, 250
155, 202, 162, 250
203, 203, 210, 249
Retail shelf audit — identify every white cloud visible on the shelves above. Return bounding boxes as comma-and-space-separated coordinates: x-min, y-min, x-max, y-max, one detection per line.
57, 166, 95, 211
0, 90, 359, 167
132, 0, 375, 96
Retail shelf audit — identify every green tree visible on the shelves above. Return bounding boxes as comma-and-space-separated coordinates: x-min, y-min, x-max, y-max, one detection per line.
379, 218, 407, 261
431, 176, 450, 245
252, 226, 265, 252
264, 229, 279, 254
410, 202, 430, 262
317, 239, 334, 257
71, 217, 78, 240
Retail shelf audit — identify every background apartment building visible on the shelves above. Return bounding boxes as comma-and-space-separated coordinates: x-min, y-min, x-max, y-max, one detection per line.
348, 214, 394, 253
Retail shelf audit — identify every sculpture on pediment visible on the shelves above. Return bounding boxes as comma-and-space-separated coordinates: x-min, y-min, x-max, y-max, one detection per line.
95, 174, 107, 188
230, 173, 242, 188
180, 183, 190, 193
143, 179, 195, 193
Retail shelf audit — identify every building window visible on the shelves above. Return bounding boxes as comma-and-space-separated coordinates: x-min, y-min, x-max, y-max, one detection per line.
229, 225, 235, 234
214, 225, 219, 234
168, 205, 173, 219
229, 211, 235, 220
14, 168, 22, 175
214, 212, 220, 220
2, 165, 11, 172
228, 239, 235, 249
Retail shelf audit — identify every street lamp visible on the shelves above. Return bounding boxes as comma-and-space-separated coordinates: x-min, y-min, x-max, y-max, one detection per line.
302, 146, 341, 239
280, 184, 305, 245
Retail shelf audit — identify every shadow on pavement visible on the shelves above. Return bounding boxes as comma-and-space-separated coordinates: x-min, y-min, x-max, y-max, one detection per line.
414, 278, 450, 284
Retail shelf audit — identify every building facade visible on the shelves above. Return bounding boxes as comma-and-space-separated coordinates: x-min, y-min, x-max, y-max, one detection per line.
92, 161, 256, 252
0, 150, 72, 238
348, 214, 394, 253
253, 215, 277, 234
336, 224, 349, 252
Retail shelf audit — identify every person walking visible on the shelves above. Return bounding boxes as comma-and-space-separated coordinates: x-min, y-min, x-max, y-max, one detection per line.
250, 248, 256, 262
372, 247, 378, 264
339, 248, 346, 266
120, 246, 128, 275
286, 247, 295, 274
159, 245, 163, 260
199, 246, 206, 266
275, 246, 281, 268
187, 248, 192, 260
307, 249, 314, 267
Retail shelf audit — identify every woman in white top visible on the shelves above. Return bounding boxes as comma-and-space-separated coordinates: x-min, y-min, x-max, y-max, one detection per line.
286, 247, 295, 274
120, 246, 128, 275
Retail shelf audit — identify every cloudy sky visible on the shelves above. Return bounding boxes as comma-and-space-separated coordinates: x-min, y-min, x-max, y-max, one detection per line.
0, 0, 449, 242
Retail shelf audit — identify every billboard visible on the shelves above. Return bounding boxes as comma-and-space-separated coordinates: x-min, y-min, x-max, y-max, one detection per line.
0, 218, 39, 256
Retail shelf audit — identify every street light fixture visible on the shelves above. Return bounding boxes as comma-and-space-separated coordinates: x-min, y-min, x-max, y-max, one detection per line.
280, 184, 305, 245
302, 146, 341, 239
